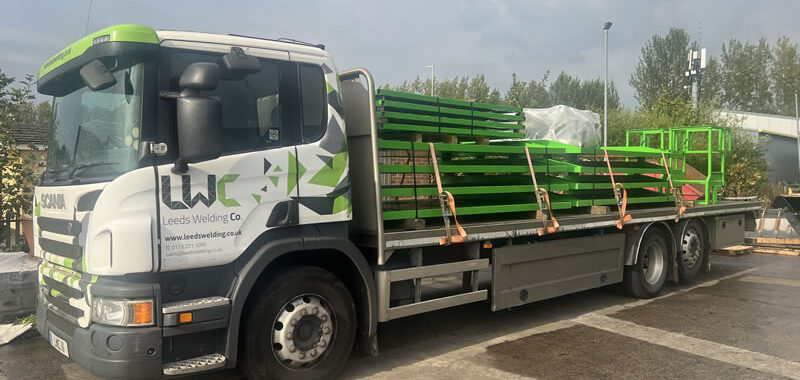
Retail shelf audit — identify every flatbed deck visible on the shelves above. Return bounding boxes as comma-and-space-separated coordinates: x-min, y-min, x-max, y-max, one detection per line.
355, 201, 762, 250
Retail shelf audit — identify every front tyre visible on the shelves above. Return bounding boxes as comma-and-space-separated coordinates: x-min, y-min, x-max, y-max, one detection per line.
624, 229, 669, 298
242, 266, 356, 380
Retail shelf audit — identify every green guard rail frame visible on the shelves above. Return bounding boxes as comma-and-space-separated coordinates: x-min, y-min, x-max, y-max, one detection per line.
626, 126, 731, 205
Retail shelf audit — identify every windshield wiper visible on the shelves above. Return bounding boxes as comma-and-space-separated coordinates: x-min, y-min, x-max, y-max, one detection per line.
68, 162, 119, 178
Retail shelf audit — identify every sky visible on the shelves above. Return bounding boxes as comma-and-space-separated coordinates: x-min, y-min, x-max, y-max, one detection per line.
1, 0, 798, 108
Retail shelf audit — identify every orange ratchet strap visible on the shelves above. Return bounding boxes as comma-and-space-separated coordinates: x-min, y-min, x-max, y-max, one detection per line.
524, 146, 560, 235
661, 153, 686, 222
429, 143, 467, 245
603, 149, 633, 229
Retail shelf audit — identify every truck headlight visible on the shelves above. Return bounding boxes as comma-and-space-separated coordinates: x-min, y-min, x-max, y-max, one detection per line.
91, 297, 154, 327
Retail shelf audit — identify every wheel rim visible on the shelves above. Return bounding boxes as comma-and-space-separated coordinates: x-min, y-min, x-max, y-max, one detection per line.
272, 294, 335, 369
681, 228, 703, 269
642, 242, 665, 285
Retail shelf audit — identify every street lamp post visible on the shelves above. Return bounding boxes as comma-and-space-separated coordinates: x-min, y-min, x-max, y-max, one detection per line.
426, 64, 435, 96
603, 21, 612, 147
795, 92, 799, 180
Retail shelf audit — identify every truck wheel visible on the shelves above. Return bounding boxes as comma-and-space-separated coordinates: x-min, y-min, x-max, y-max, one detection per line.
624, 229, 669, 298
241, 266, 356, 380
677, 220, 706, 283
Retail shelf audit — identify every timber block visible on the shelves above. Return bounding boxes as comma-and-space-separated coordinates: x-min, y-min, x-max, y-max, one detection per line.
590, 205, 610, 215
442, 135, 458, 144
402, 218, 426, 230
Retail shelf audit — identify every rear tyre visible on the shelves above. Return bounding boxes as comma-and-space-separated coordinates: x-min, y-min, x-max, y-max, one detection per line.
241, 266, 356, 380
624, 229, 670, 298
677, 220, 706, 283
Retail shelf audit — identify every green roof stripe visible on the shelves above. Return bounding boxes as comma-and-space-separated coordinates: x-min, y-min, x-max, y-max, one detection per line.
39, 24, 159, 80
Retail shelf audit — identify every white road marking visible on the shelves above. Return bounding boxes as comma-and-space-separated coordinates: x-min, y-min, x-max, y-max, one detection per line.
574, 313, 800, 379
350, 321, 574, 379
739, 275, 800, 288
351, 267, 763, 379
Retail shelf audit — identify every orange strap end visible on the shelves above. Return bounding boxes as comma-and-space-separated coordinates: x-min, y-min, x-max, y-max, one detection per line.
430, 141, 468, 245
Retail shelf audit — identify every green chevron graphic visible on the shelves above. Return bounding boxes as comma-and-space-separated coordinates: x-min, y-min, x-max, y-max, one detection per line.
308, 151, 347, 188
332, 195, 351, 215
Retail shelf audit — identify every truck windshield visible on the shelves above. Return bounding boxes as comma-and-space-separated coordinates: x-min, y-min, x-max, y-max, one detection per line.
42, 62, 144, 185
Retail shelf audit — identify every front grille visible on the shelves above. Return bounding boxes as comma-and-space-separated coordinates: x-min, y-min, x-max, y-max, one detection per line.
41, 286, 84, 319
37, 215, 94, 328
36, 216, 82, 236
43, 275, 83, 299
39, 238, 82, 260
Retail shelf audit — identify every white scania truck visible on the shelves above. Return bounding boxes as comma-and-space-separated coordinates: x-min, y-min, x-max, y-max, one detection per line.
32, 25, 760, 380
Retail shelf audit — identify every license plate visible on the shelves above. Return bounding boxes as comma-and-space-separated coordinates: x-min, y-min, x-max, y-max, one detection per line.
49, 331, 69, 358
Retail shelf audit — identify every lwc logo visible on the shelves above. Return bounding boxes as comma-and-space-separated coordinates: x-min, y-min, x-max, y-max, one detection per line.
161, 174, 240, 210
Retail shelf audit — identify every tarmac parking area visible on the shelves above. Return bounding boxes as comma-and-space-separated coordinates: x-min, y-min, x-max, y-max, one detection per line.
2, 253, 798, 380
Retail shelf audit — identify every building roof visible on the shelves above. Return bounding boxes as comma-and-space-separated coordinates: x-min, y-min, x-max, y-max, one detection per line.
11, 123, 49, 146
720, 110, 799, 138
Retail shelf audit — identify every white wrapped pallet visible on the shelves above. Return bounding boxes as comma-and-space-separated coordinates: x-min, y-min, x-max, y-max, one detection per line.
522, 105, 602, 147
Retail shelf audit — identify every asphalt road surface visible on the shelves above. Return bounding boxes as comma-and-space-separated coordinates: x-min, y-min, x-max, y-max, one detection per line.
2, 252, 799, 380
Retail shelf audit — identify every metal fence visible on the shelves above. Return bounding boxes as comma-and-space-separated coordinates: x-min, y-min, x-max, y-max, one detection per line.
1, 209, 29, 252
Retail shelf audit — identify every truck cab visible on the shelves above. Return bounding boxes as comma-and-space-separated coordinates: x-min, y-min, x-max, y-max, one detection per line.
34, 25, 372, 379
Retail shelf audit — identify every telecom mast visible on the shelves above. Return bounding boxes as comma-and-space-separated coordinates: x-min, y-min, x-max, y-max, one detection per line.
685, 48, 706, 109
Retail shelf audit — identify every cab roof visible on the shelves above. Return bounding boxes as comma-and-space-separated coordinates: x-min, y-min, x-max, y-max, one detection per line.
39, 24, 328, 80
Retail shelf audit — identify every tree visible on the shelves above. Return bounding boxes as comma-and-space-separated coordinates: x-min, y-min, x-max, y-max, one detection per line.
487, 89, 502, 104
15, 99, 52, 126
503, 73, 529, 107
630, 28, 692, 110
1, 71, 39, 224
386, 75, 430, 95
525, 72, 550, 108
502, 73, 550, 108
549, 72, 581, 107
384, 74, 501, 102
466, 75, 490, 102
435, 76, 468, 99
699, 56, 722, 106
719, 38, 774, 113
548, 71, 619, 111
771, 36, 800, 116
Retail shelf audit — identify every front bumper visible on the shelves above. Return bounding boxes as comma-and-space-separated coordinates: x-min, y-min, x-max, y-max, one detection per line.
36, 296, 163, 380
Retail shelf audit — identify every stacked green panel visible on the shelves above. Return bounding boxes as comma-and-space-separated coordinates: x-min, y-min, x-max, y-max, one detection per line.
376, 90, 698, 222
520, 141, 674, 208
375, 89, 526, 140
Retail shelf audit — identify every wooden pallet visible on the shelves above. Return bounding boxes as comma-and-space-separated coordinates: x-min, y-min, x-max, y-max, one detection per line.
749, 246, 800, 256
712, 245, 752, 256
745, 237, 800, 247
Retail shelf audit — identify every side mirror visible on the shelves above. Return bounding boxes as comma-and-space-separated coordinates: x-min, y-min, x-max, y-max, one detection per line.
174, 63, 222, 172
80, 60, 117, 91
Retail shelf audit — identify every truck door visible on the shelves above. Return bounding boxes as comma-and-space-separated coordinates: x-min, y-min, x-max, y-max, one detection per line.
157, 48, 302, 271
294, 63, 352, 225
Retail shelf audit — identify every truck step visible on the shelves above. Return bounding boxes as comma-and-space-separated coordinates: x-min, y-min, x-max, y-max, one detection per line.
163, 353, 226, 375
162, 296, 230, 314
